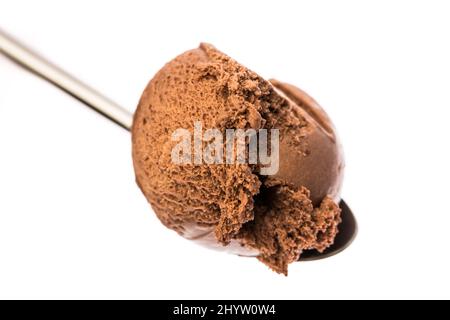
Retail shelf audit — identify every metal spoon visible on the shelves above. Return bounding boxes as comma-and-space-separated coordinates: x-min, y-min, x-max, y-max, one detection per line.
0, 28, 357, 261
0, 29, 132, 130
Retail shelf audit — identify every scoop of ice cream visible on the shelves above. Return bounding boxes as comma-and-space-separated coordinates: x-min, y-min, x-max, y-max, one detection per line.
132, 43, 344, 275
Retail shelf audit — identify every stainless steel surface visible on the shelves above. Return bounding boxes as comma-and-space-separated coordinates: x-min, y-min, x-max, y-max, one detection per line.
0, 29, 133, 130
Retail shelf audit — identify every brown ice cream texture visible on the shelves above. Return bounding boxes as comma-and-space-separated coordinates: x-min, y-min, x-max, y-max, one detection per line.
132, 43, 344, 275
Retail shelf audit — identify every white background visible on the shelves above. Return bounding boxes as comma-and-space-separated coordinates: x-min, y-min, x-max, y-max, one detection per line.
1, 0, 449, 299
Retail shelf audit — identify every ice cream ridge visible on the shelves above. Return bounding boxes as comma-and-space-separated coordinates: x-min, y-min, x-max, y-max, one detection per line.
132, 43, 344, 275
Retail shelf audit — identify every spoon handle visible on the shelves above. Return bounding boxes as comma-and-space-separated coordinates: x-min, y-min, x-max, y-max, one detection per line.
0, 29, 133, 131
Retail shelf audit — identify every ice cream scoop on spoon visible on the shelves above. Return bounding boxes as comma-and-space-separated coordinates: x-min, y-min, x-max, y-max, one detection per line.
0, 29, 357, 275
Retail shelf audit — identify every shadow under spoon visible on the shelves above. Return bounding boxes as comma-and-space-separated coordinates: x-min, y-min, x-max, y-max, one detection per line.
0, 28, 357, 262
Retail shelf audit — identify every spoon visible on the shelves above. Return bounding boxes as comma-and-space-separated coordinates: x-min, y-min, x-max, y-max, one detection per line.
0, 28, 357, 261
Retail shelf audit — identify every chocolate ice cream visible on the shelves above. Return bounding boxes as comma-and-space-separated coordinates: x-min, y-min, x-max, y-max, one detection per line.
132, 43, 344, 275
